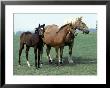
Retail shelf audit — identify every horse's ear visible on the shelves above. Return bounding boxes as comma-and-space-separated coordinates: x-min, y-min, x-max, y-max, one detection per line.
80, 16, 83, 19
79, 17, 83, 21
78, 17, 80, 20
43, 24, 45, 26
72, 20, 74, 25
39, 24, 40, 27
69, 22, 72, 26
76, 18, 78, 21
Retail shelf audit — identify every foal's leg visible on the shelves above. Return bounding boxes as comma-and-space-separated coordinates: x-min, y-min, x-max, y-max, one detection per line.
37, 49, 40, 68
26, 45, 30, 67
68, 45, 74, 63
18, 43, 24, 66
40, 47, 43, 67
46, 45, 52, 64
34, 47, 37, 68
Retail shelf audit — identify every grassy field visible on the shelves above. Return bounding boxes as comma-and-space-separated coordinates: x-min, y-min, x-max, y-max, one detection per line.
13, 32, 97, 75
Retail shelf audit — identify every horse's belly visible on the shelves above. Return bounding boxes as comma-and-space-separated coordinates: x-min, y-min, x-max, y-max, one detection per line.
43, 35, 65, 47
45, 40, 64, 47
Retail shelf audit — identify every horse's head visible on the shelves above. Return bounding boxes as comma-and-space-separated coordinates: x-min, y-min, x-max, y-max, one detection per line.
35, 24, 45, 37
74, 17, 89, 34
67, 22, 76, 35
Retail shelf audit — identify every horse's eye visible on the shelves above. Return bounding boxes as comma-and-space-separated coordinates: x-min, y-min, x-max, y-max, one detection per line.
81, 22, 83, 24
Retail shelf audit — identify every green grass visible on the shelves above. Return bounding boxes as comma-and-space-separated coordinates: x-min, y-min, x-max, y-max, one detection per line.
13, 32, 97, 75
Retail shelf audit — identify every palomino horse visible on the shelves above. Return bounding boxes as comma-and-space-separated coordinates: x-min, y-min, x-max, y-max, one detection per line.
42, 23, 75, 65
64, 17, 89, 63
18, 24, 45, 69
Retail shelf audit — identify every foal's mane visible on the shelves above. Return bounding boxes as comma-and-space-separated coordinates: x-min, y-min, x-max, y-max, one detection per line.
56, 24, 69, 33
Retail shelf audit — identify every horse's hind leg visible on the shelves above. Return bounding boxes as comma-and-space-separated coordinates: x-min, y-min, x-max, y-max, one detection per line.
46, 45, 52, 64
26, 46, 30, 67
18, 43, 24, 66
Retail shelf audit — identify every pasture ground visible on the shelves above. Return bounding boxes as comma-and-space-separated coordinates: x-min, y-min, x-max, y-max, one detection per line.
13, 32, 97, 75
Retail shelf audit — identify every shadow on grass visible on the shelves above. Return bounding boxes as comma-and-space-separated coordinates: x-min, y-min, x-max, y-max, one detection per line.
42, 56, 97, 66
64, 56, 96, 64
14, 56, 97, 67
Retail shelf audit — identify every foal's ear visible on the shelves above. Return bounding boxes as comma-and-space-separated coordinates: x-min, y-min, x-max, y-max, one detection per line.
69, 23, 72, 26
43, 24, 45, 27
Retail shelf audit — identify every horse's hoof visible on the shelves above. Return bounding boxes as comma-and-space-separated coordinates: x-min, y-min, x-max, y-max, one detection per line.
28, 65, 31, 68
36, 67, 40, 70
40, 63, 43, 67
60, 61, 63, 64
49, 60, 53, 64
57, 62, 63, 66
68, 60, 74, 64
18, 65, 21, 67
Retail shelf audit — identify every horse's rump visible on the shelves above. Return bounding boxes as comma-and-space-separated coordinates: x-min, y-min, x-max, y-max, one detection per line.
20, 32, 32, 39
20, 32, 39, 46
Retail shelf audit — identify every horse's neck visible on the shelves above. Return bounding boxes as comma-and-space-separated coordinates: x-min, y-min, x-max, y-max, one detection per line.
72, 25, 77, 32
74, 21, 82, 30
57, 26, 69, 38
72, 23, 77, 29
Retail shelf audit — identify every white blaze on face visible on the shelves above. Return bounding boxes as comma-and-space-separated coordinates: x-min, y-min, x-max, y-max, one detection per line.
40, 28, 43, 30
39, 28, 44, 35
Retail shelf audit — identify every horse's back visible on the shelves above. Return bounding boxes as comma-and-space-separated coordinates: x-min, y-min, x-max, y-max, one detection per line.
20, 31, 32, 39
43, 25, 59, 44
45, 24, 59, 33
20, 32, 39, 45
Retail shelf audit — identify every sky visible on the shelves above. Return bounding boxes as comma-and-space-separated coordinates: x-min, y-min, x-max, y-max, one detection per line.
14, 13, 97, 33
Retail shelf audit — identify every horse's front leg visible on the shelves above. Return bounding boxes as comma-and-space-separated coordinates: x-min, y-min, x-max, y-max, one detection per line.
46, 45, 52, 64
40, 47, 43, 67
55, 48, 62, 65
26, 46, 30, 67
60, 47, 64, 64
68, 45, 74, 63
37, 49, 40, 68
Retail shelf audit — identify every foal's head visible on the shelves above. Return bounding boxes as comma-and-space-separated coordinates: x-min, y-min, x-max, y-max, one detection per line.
35, 24, 45, 37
